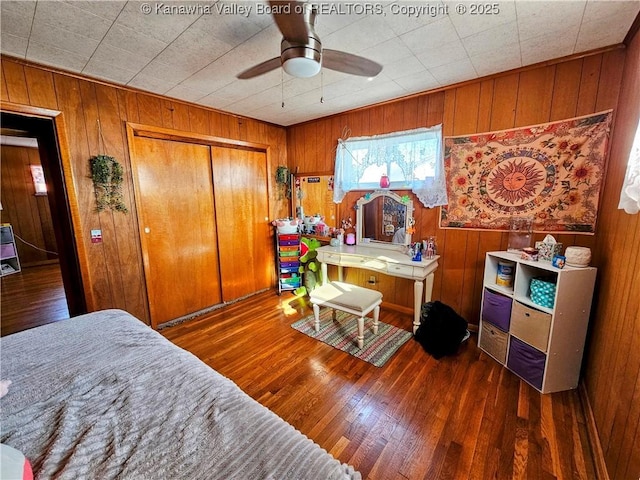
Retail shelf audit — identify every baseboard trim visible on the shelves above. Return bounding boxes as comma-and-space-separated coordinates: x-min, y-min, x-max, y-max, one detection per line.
157, 288, 271, 330
579, 381, 610, 480
381, 301, 413, 316
21, 259, 60, 268
380, 302, 479, 333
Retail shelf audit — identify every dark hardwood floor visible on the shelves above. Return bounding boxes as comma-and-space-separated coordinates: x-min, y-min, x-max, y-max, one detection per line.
1, 263, 69, 336
2, 271, 597, 479
161, 290, 598, 480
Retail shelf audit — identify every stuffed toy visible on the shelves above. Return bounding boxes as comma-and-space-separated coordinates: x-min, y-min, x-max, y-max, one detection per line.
294, 236, 322, 296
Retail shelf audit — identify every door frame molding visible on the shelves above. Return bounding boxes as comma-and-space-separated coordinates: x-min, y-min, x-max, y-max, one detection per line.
126, 122, 271, 152
1, 101, 92, 313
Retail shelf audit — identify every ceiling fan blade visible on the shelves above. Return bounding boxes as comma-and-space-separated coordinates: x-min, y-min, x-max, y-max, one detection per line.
322, 49, 383, 77
269, 1, 310, 43
237, 57, 282, 79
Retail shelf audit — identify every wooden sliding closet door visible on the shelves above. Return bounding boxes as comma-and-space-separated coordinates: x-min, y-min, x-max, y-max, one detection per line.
130, 136, 222, 327
211, 146, 271, 302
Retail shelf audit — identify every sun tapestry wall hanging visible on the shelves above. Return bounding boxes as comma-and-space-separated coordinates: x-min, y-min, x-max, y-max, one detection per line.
440, 110, 613, 234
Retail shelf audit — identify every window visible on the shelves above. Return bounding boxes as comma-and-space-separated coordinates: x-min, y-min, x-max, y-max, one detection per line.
618, 118, 640, 214
333, 125, 447, 208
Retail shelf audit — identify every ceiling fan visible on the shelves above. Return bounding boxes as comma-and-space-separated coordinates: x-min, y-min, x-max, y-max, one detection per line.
237, 1, 383, 80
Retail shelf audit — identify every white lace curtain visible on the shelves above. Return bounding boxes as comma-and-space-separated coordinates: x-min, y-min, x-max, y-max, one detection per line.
618, 118, 640, 214
333, 125, 448, 208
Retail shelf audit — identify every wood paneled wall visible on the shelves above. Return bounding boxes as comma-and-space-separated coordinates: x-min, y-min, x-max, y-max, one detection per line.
288, 47, 639, 480
1, 43, 638, 480
585, 30, 640, 480
0, 144, 57, 266
288, 49, 625, 324
0, 56, 289, 325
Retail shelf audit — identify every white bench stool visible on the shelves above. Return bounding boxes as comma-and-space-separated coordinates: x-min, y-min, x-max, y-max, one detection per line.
309, 281, 383, 349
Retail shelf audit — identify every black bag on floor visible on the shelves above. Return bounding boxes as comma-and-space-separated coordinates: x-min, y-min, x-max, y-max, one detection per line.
415, 301, 468, 359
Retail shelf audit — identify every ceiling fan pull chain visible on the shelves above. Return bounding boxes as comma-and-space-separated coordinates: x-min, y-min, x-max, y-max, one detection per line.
320, 69, 324, 104
281, 69, 285, 108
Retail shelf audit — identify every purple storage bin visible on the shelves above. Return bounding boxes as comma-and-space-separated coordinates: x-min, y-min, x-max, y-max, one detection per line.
507, 337, 546, 390
482, 289, 512, 331
0, 243, 16, 259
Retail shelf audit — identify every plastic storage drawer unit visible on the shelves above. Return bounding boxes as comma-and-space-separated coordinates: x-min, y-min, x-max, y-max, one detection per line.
482, 288, 512, 331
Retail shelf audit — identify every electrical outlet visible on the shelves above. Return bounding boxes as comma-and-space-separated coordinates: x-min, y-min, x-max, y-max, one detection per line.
368, 275, 376, 284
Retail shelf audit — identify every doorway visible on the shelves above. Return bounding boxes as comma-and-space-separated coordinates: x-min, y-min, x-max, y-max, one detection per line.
0, 110, 86, 334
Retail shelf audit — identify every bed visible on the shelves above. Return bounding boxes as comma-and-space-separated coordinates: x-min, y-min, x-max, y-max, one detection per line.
0, 309, 361, 479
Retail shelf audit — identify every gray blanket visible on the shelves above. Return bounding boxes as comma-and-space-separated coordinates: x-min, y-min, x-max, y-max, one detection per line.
0, 309, 360, 480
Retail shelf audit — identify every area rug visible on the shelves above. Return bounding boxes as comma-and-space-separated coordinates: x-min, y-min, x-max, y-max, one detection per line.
291, 309, 413, 367
440, 110, 613, 233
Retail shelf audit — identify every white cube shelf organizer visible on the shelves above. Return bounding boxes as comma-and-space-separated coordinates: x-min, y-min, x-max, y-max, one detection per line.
1, 224, 21, 277
478, 251, 596, 394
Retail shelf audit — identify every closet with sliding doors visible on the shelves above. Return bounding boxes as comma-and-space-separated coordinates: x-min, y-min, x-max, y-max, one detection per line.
127, 124, 271, 328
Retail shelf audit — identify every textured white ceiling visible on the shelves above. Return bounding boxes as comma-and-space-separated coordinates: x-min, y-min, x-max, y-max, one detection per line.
1, 0, 638, 126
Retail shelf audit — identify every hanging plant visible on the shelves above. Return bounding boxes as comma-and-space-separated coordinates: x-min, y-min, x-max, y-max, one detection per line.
275, 165, 291, 199
89, 154, 128, 213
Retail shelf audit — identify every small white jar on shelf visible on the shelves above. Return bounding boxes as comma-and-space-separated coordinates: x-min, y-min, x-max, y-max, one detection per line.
564, 246, 591, 267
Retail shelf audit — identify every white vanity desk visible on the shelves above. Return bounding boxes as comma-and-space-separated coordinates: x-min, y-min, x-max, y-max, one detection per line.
316, 244, 439, 333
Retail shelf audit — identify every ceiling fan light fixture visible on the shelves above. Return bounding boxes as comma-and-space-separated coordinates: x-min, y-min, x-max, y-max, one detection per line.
237, 2, 381, 80
283, 57, 321, 78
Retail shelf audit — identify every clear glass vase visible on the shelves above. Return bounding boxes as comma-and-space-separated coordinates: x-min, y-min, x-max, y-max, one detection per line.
507, 217, 533, 252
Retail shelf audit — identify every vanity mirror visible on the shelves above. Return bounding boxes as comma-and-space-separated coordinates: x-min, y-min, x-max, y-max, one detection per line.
356, 190, 413, 250
293, 173, 337, 233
